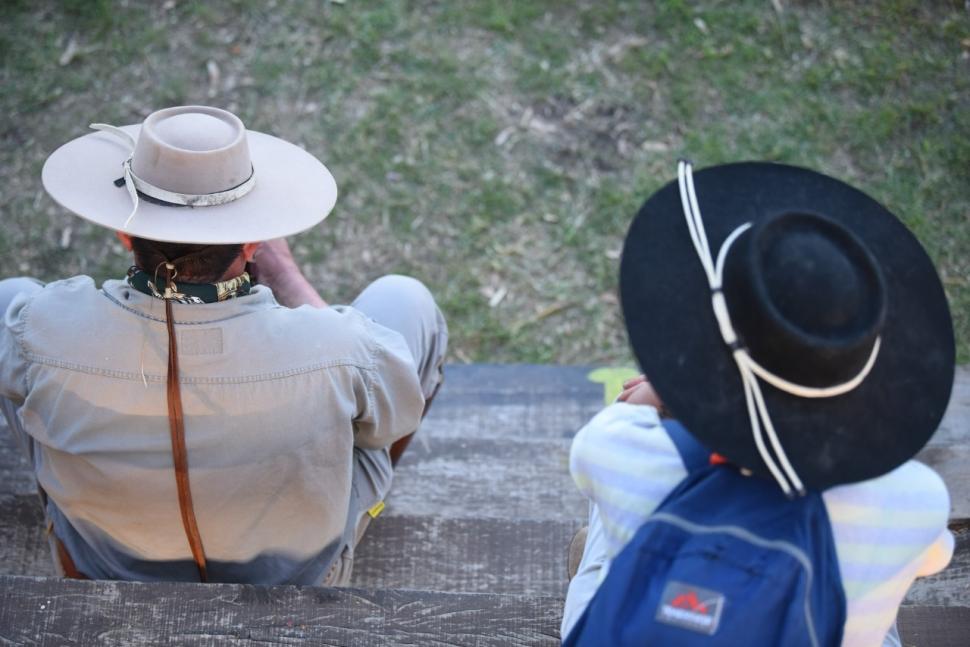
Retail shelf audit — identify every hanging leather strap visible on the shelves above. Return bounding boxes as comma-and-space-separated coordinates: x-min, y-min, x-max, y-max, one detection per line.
54, 536, 88, 579
165, 298, 208, 581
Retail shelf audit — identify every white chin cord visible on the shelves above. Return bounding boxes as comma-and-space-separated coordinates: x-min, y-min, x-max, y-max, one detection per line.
677, 160, 880, 497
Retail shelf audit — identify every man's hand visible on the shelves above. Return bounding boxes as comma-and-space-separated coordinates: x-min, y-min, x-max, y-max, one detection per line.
617, 375, 665, 410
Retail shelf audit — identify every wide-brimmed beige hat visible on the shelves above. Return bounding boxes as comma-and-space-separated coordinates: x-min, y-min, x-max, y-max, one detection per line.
42, 105, 338, 244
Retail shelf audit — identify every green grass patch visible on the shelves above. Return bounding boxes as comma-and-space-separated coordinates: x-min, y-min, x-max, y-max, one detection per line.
1, 0, 967, 365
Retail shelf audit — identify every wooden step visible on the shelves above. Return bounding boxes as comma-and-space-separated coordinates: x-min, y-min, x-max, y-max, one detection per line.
2, 365, 968, 516
1, 574, 967, 646
0, 363, 967, 642
0, 434, 587, 521
421, 364, 970, 520
387, 436, 584, 521
351, 515, 581, 596
0, 495, 54, 577
0, 492, 965, 608
903, 522, 970, 608
0, 574, 563, 646
0, 492, 582, 595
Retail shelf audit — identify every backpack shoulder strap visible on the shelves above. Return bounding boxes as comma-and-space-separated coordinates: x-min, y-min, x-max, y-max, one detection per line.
661, 419, 709, 475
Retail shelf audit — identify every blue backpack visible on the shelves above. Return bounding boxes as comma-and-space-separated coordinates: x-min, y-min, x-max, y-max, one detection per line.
563, 420, 846, 646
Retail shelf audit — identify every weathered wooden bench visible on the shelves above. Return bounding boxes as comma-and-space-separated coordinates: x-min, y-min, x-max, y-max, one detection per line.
1, 364, 968, 645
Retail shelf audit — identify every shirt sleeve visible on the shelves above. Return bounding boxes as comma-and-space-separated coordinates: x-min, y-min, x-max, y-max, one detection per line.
0, 290, 32, 405
351, 316, 426, 450
824, 460, 953, 645
569, 403, 689, 559
824, 460, 953, 594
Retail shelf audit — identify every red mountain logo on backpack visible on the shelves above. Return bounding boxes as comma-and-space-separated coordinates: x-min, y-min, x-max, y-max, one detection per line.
656, 581, 726, 635
671, 591, 709, 613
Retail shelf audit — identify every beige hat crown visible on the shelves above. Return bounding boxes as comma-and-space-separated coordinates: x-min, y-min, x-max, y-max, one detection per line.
132, 106, 253, 195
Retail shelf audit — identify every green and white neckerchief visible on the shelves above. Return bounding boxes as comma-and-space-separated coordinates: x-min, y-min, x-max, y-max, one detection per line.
126, 266, 252, 304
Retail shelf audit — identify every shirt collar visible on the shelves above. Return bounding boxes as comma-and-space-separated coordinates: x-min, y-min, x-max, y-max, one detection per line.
101, 278, 279, 324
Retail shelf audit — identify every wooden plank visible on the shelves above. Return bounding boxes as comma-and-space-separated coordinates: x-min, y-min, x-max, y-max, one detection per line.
0, 574, 967, 647
2, 363, 969, 514
914, 365, 970, 521
421, 397, 600, 441
0, 575, 563, 646
0, 425, 33, 496
400, 363, 970, 521
0, 434, 584, 524
351, 516, 581, 596
3, 492, 965, 609
419, 364, 602, 442
0, 494, 583, 596
434, 363, 970, 439
933, 365, 970, 446
388, 436, 586, 521
0, 495, 54, 577
437, 364, 602, 397
897, 605, 970, 647
0, 365, 970, 519
904, 524, 970, 608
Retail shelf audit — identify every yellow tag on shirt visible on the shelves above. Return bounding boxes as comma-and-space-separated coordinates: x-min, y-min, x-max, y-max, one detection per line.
367, 501, 386, 518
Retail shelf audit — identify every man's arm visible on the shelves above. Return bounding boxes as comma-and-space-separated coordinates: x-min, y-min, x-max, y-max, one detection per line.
252, 238, 328, 308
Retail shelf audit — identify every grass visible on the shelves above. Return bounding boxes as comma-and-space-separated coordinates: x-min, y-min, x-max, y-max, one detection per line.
1, 0, 967, 364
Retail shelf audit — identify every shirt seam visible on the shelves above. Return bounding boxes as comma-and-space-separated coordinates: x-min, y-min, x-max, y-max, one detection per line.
21, 352, 379, 384
100, 288, 262, 325
14, 292, 35, 396
357, 334, 382, 430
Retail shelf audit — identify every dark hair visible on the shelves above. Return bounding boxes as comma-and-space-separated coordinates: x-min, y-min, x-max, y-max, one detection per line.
130, 237, 244, 283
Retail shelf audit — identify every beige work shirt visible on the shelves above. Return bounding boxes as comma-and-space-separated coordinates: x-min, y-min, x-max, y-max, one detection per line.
0, 276, 424, 582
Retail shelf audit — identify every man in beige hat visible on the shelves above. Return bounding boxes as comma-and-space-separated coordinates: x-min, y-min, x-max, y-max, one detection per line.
0, 106, 448, 584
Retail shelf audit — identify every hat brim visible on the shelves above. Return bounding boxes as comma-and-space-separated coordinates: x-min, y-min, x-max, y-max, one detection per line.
620, 162, 955, 489
42, 125, 337, 244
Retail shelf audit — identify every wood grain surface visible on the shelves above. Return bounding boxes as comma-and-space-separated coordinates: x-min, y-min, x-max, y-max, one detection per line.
0, 575, 563, 646
351, 515, 582, 596
387, 435, 585, 521
0, 364, 967, 645
0, 575, 966, 646
2, 364, 967, 517
0, 493, 965, 608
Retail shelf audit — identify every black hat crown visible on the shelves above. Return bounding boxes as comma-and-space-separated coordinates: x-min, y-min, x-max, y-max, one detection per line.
722, 211, 887, 389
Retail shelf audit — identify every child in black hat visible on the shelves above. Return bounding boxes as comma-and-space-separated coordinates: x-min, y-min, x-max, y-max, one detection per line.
561, 161, 955, 646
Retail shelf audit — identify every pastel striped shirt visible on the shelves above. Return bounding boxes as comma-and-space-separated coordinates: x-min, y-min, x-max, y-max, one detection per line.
570, 403, 954, 647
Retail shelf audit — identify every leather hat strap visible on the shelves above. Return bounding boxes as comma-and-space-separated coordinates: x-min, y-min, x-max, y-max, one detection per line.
165, 298, 208, 582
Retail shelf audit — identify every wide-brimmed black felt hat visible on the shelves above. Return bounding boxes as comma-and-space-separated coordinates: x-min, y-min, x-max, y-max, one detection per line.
620, 161, 955, 490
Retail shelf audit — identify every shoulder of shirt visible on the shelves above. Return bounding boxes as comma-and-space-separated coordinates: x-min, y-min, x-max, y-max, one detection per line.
280, 304, 416, 372
571, 402, 678, 463
0, 276, 96, 348
826, 460, 948, 498
238, 296, 370, 330
590, 401, 664, 426
579, 401, 663, 433
6, 275, 98, 318
40, 275, 98, 295
823, 460, 950, 523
